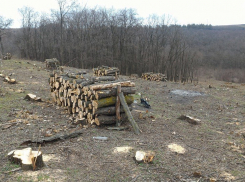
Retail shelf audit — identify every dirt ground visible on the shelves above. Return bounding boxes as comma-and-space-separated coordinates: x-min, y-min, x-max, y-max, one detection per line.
0, 59, 245, 182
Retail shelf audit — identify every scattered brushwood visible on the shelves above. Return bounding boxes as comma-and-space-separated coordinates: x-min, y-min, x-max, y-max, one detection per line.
45, 58, 60, 69
141, 72, 167, 81
3, 53, 12, 60
93, 66, 120, 77
49, 71, 136, 126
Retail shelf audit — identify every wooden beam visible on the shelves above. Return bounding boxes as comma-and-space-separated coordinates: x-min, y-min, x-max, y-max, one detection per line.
119, 92, 141, 135
116, 84, 121, 126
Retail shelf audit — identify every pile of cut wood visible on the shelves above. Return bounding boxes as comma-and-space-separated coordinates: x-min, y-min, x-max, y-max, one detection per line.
93, 66, 120, 77
45, 58, 60, 69
3, 53, 11, 60
49, 72, 136, 126
141, 72, 167, 81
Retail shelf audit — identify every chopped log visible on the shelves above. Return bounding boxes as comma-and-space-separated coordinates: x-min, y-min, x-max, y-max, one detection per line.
8, 148, 44, 170
24, 94, 42, 102
119, 92, 141, 135
3, 76, 16, 84
20, 130, 83, 146
135, 151, 155, 163
89, 81, 135, 91
92, 95, 134, 109
95, 87, 136, 100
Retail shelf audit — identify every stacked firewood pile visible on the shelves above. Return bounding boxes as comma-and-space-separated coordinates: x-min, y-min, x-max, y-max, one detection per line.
49, 72, 136, 126
3, 53, 12, 60
93, 66, 120, 77
141, 72, 167, 81
45, 58, 60, 69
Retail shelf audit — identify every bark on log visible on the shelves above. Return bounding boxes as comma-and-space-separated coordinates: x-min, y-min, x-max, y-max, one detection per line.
119, 92, 141, 135
20, 130, 83, 146
89, 81, 135, 91
8, 148, 44, 170
94, 76, 116, 82
94, 105, 132, 116
92, 95, 134, 109
95, 87, 136, 100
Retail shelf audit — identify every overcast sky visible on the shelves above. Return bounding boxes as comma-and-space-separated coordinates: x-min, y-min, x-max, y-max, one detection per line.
1, 0, 245, 28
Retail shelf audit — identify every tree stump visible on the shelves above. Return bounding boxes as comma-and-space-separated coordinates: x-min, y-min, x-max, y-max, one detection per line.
8, 148, 44, 170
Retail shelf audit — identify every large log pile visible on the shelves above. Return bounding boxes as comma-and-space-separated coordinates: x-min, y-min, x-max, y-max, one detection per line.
49, 72, 136, 126
141, 72, 167, 81
93, 66, 120, 77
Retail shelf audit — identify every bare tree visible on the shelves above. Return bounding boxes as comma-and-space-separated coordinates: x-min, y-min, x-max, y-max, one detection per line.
0, 16, 13, 57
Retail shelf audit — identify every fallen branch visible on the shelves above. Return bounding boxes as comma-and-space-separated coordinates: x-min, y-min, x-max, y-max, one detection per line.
178, 115, 201, 125
20, 130, 83, 146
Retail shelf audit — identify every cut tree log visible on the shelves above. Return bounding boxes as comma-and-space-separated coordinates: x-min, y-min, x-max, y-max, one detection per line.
119, 92, 141, 134
94, 76, 116, 82
89, 81, 135, 90
135, 150, 155, 163
95, 87, 136, 100
24, 94, 42, 102
94, 105, 132, 116
8, 148, 44, 170
92, 95, 134, 109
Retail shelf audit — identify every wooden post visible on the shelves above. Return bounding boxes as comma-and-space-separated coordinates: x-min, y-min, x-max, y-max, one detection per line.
119, 92, 141, 135
116, 84, 121, 126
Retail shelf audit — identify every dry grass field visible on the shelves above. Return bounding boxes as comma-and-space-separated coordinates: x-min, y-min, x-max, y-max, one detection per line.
0, 59, 245, 182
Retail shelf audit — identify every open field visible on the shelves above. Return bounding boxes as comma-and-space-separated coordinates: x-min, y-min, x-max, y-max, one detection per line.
0, 59, 245, 182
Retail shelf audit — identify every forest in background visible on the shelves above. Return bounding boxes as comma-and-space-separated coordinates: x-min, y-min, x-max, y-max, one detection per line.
1, 1, 245, 83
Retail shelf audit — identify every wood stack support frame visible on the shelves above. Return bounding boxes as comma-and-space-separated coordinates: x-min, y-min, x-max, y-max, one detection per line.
141, 72, 167, 81
49, 72, 137, 126
93, 66, 120, 77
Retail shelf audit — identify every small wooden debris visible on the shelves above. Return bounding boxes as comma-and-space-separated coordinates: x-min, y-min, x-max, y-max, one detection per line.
135, 150, 155, 163
8, 148, 44, 170
178, 115, 201, 125
3, 76, 16, 84
24, 94, 42, 102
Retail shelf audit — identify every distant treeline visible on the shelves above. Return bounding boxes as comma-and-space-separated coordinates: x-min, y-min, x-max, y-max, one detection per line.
1, 1, 245, 82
